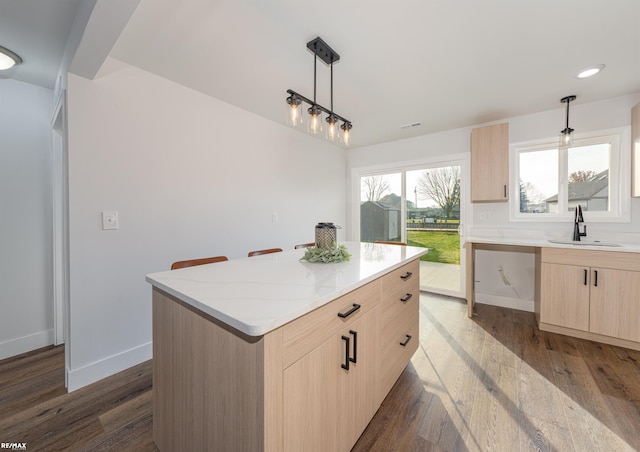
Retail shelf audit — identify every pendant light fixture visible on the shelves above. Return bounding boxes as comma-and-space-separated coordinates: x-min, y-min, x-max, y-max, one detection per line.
559, 95, 576, 149
286, 37, 352, 145
0, 45, 22, 70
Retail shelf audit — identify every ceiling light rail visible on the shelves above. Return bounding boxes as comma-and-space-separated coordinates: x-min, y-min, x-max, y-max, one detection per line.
286, 37, 353, 146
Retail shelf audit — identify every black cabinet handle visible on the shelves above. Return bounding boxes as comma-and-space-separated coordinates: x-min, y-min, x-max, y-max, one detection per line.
583, 269, 587, 286
400, 335, 412, 347
337, 303, 361, 319
400, 293, 412, 303
594, 270, 598, 287
341, 335, 350, 370
349, 330, 357, 364
504, 184, 507, 198
400, 272, 413, 280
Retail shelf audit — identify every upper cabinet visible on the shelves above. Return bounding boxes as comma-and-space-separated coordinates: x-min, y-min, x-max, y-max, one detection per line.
471, 123, 509, 202
632, 102, 640, 198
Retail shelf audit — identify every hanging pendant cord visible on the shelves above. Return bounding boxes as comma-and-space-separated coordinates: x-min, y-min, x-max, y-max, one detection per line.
565, 99, 570, 130
313, 47, 317, 104
330, 59, 334, 114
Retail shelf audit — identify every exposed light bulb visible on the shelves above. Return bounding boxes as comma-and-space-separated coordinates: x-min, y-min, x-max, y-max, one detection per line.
307, 105, 323, 135
326, 114, 339, 141
559, 130, 573, 148
286, 94, 303, 127
341, 122, 352, 146
290, 105, 300, 124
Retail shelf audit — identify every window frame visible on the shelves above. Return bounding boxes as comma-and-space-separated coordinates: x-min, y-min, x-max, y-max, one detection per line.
509, 127, 630, 223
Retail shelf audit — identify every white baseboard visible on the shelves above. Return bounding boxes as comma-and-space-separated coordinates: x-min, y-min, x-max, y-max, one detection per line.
67, 341, 152, 392
0, 329, 54, 360
475, 292, 534, 313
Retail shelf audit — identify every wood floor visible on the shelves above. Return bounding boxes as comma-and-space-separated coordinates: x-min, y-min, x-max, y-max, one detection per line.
2, 294, 640, 451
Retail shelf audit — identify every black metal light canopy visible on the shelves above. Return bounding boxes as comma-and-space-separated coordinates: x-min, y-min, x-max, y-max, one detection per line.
286, 37, 352, 145
559, 95, 576, 149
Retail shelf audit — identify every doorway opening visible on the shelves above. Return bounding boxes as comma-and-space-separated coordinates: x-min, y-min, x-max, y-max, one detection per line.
357, 160, 465, 298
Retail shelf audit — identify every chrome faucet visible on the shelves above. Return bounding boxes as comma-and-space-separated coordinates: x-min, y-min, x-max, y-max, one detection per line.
573, 204, 587, 241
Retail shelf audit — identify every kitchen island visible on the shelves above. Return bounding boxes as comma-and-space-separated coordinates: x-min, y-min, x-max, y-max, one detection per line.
146, 241, 428, 451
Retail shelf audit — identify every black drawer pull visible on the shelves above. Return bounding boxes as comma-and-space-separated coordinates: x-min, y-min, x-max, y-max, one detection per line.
400, 335, 412, 347
341, 335, 350, 370
400, 293, 412, 303
594, 270, 598, 287
400, 272, 413, 280
349, 330, 357, 364
338, 303, 361, 319
583, 269, 587, 286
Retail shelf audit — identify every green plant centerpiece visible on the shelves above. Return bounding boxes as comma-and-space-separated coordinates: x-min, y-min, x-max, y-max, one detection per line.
300, 243, 351, 263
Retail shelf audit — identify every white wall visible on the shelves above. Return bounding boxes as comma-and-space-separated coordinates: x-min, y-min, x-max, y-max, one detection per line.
347, 93, 640, 311
65, 58, 346, 390
0, 79, 54, 359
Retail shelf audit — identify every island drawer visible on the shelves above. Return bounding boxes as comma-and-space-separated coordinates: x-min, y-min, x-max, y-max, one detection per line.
281, 279, 381, 369
381, 259, 420, 300
378, 308, 419, 397
379, 285, 419, 347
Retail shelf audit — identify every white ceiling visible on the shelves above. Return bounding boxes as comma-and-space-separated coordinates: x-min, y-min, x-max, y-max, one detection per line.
0, 0, 82, 89
3, 0, 640, 149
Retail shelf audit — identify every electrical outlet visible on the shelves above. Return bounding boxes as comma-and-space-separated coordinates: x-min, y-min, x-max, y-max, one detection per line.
102, 211, 119, 230
272, 212, 279, 223
480, 212, 489, 221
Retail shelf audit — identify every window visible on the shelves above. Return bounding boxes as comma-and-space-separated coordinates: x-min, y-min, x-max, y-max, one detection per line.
511, 129, 629, 222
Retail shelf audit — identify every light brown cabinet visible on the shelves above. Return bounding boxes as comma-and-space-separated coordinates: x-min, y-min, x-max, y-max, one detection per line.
153, 258, 421, 452
540, 262, 590, 331
590, 268, 640, 342
540, 248, 640, 346
471, 122, 509, 202
283, 307, 378, 452
632, 102, 640, 197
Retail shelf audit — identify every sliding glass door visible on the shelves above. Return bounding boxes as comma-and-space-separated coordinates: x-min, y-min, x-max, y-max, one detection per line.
358, 161, 465, 298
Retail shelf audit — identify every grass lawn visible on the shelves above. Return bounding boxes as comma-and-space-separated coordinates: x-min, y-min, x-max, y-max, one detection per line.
407, 230, 460, 264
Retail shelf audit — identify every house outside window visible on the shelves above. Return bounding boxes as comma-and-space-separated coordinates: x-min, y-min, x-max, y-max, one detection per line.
510, 128, 629, 222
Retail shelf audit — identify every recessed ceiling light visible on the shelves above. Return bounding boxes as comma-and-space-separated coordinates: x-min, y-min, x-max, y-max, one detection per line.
0, 45, 22, 70
576, 64, 605, 79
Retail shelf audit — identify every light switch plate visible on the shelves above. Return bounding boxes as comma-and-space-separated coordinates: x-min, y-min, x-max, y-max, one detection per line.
102, 211, 119, 230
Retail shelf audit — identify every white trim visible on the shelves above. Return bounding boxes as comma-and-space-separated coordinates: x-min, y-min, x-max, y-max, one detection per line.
0, 329, 55, 360
475, 292, 534, 313
51, 89, 70, 388
509, 127, 630, 223
66, 341, 152, 392
351, 153, 469, 299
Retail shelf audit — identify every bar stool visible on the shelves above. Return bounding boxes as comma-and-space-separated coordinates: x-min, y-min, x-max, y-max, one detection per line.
294, 242, 315, 249
374, 241, 407, 246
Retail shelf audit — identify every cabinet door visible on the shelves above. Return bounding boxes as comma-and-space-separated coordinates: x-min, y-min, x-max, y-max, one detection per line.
471, 122, 509, 202
590, 268, 640, 341
283, 312, 376, 452
540, 263, 590, 331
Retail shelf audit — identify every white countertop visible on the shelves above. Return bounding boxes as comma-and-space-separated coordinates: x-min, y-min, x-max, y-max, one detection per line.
466, 236, 640, 253
146, 242, 428, 337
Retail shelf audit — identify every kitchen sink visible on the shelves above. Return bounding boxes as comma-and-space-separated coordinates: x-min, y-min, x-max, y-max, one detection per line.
548, 239, 621, 247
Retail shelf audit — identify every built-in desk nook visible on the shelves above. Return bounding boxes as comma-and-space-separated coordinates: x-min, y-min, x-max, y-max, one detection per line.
146, 242, 428, 451
466, 237, 640, 352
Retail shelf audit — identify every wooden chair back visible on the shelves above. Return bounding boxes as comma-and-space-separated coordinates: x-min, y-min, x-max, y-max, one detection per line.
374, 241, 407, 246
171, 256, 228, 270
248, 248, 283, 257
294, 242, 315, 249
